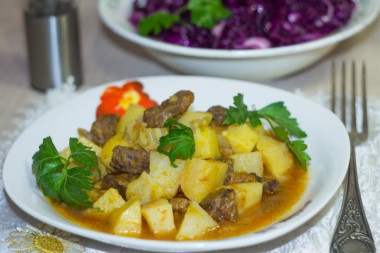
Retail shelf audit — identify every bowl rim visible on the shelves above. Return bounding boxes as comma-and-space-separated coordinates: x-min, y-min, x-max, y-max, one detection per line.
98, 0, 380, 59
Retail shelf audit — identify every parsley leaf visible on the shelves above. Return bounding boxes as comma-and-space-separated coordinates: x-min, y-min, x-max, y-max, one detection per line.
257, 102, 307, 138
224, 93, 249, 125
138, 0, 232, 36
60, 167, 93, 208
157, 118, 195, 167
138, 11, 180, 36
223, 93, 311, 170
32, 137, 97, 208
187, 0, 232, 29
69, 138, 99, 176
287, 140, 311, 169
32, 137, 64, 186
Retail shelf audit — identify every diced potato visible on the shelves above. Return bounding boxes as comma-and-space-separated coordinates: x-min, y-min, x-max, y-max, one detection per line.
175, 202, 219, 240
90, 188, 126, 216
256, 135, 294, 178
193, 126, 221, 159
230, 151, 264, 177
180, 158, 228, 202
97, 158, 110, 179
136, 127, 168, 151
100, 134, 129, 169
227, 182, 263, 215
78, 135, 102, 157
223, 123, 260, 153
108, 197, 142, 236
115, 104, 145, 138
178, 111, 213, 129
149, 151, 185, 199
126, 172, 164, 204
142, 198, 176, 236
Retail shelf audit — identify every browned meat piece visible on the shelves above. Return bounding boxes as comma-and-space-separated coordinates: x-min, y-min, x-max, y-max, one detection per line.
143, 90, 194, 127
253, 174, 280, 194
224, 172, 279, 194
102, 172, 138, 196
207, 105, 227, 125
170, 198, 190, 214
77, 128, 93, 141
110, 146, 149, 174
200, 188, 237, 222
263, 179, 279, 194
224, 172, 256, 185
90, 114, 119, 146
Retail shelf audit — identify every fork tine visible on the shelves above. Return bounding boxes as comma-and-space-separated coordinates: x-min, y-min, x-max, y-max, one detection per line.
331, 62, 336, 112
351, 61, 357, 132
362, 62, 368, 137
341, 61, 346, 124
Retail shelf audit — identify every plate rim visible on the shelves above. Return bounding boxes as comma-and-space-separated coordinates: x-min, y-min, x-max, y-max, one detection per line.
2, 75, 351, 252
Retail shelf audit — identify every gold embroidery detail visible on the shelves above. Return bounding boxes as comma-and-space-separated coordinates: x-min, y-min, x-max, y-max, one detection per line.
34, 235, 64, 252
5, 225, 84, 253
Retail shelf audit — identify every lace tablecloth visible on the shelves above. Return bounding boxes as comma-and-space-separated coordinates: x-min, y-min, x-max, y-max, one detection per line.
0, 82, 379, 253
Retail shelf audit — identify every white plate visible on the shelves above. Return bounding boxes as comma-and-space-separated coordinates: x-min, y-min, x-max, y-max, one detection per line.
3, 76, 350, 252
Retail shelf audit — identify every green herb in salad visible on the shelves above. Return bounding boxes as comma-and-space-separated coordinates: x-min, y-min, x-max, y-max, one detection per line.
138, 0, 232, 36
157, 118, 195, 167
139, 11, 181, 36
32, 137, 98, 208
224, 93, 311, 169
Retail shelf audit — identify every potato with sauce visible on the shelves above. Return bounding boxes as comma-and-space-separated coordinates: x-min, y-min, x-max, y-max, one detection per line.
39, 88, 309, 241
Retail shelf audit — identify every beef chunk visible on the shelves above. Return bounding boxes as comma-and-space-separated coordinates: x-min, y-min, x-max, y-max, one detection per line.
110, 145, 149, 174
263, 179, 279, 194
254, 175, 280, 194
224, 172, 279, 194
200, 188, 237, 222
207, 105, 227, 125
170, 198, 190, 214
224, 172, 256, 185
102, 172, 138, 196
90, 114, 119, 146
143, 90, 194, 127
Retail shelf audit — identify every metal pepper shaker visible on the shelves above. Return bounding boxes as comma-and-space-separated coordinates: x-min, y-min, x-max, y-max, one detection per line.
24, 0, 82, 91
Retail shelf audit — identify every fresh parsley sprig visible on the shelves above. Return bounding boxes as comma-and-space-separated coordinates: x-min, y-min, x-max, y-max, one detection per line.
224, 94, 311, 169
32, 137, 98, 208
138, 0, 232, 36
157, 118, 195, 167
139, 11, 181, 36
187, 0, 233, 29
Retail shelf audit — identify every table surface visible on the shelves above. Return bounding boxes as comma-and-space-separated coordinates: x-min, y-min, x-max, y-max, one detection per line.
0, 1, 379, 252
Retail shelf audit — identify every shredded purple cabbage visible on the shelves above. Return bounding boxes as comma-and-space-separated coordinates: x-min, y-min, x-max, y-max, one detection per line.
130, 0, 355, 49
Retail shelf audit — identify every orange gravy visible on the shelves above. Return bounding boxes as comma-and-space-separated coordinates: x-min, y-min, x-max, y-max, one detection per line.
52, 166, 308, 240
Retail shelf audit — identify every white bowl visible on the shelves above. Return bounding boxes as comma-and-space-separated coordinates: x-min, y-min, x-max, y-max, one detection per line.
98, 0, 379, 81
3, 76, 350, 252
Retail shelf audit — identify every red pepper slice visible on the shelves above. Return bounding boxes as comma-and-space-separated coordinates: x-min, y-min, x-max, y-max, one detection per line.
96, 81, 157, 119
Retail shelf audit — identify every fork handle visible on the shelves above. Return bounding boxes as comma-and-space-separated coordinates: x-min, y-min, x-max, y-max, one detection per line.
330, 143, 376, 253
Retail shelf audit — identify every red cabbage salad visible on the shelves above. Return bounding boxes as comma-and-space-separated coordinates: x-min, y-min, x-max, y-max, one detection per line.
129, 0, 355, 50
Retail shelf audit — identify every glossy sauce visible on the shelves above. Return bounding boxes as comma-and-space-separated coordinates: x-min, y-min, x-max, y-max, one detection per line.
52, 165, 308, 241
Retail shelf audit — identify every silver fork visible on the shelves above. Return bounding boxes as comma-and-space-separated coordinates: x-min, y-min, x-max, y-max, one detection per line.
330, 61, 375, 253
